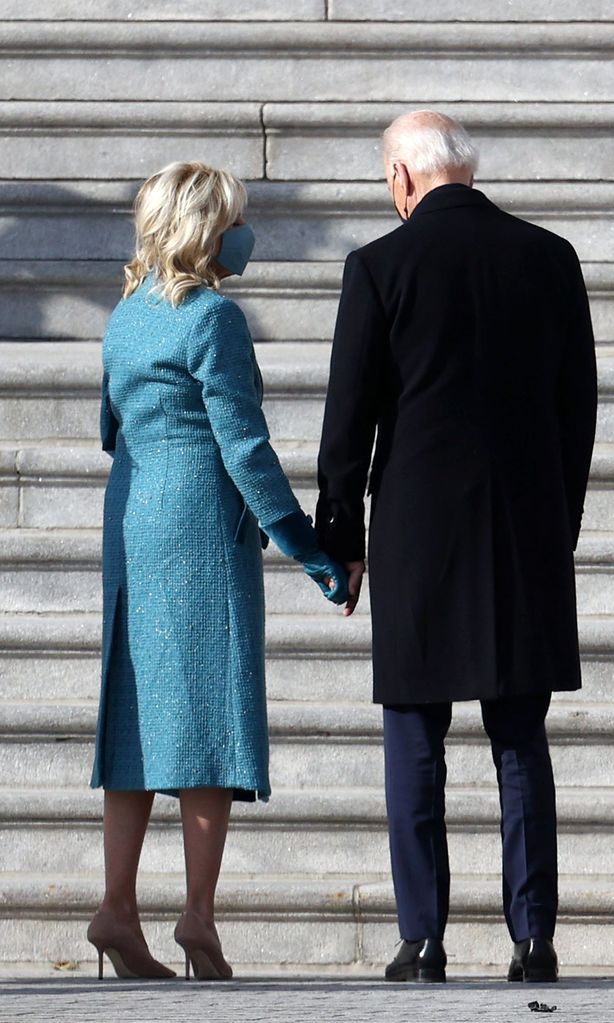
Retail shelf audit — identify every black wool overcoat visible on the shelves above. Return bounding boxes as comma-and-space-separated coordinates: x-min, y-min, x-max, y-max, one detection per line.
315, 184, 598, 705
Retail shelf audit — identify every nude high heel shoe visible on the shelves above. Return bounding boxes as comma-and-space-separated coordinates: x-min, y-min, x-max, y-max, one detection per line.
87, 909, 176, 980
174, 910, 233, 981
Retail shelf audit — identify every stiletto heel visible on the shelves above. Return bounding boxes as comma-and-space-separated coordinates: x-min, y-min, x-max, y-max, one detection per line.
87, 909, 176, 980
174, 910, 232, 981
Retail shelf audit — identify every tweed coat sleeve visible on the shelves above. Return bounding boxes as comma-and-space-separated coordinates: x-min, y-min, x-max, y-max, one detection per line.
188, 295, 301, 530
100, 370, 119, 456
315, 250, 387, 562
556, 244, 598, 550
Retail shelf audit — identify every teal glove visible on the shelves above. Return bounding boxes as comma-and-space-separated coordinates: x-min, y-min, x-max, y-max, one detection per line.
264, 511, 349, 606
302, 552, 349, 605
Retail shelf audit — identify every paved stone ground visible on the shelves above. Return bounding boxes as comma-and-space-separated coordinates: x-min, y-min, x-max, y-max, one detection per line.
1, 972, 613, 1023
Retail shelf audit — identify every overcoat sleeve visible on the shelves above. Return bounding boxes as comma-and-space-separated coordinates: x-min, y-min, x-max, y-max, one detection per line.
100, 370, 119, 456
315, 250, 387, 562
556, 244, 598, 550
188, 296, 300, 530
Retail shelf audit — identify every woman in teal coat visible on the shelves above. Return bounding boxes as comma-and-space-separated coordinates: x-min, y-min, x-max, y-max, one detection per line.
87, 162, 348, 982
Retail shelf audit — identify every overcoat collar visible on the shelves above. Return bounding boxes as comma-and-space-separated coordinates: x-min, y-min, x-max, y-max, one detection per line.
410, 183, 495, 218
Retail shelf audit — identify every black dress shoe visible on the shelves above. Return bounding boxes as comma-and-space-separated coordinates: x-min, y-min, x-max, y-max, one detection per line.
385, 938, 447, 982
507, 939, 558, 983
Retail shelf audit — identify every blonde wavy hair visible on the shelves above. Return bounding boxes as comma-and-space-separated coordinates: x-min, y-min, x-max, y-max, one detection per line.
123, 161, 247, 306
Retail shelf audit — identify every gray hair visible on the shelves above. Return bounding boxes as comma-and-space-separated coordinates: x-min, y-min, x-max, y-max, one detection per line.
382, 111, 479, 177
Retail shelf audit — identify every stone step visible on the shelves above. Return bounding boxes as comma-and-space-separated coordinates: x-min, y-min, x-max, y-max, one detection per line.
1, 785, 613, 879
2, 99, 614, 182
332, 0, 614, 19
0, 262, 341, 341
0, 102, 264, 182
5, 782, 614, 826
2, 611, 612, 707
2, 436, 614, 533
3, 180, 614, 264
2, 260, 613, 342
0, 699, 612, 790
0, 528, 613, 615
0, 438, 319, 530
264, 102, 614, 183
0, 527, 345, 614
1, 339, 612, 439
4, 696, 614, 739
1, 0, 327, 17
3, 0, 612, 20
0, 610, 372, 705
0, 339, 330, 389
0, 338, 331, 437
2, 24, 614, 107
1, 872, 613, 969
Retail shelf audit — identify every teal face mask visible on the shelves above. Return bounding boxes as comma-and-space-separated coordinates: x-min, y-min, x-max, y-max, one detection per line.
217, 223, 256, 276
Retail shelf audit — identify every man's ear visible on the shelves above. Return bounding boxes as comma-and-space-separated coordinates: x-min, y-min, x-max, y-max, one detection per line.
395, 162, 411, 196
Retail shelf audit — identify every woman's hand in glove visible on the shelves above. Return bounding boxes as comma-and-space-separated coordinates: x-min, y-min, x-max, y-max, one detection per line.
302, 553, 349, 606
264, 511, 349, 606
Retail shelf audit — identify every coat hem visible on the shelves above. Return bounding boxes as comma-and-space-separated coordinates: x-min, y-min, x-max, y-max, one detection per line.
90, 779, 270, 802
375, 680, 581, 706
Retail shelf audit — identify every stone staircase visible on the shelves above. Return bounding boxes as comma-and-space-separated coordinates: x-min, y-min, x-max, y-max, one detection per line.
0, 3, 613, 974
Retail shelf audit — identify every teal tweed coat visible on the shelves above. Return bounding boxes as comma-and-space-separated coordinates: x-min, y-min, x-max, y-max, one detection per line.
90, 279, 300, 800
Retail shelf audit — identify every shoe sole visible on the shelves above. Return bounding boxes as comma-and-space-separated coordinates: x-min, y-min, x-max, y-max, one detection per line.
385, 969, 446, 983
182, 948, 233, 981
508, 970, 558, 983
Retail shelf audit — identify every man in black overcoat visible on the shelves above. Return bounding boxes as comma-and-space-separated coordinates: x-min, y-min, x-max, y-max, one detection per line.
315, 110, 597, 983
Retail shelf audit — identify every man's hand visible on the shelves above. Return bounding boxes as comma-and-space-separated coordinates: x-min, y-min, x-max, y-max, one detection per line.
343, 560, 365, 617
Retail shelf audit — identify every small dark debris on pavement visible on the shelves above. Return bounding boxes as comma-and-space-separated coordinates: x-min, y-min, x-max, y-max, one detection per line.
528, 1002, 558, 1013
